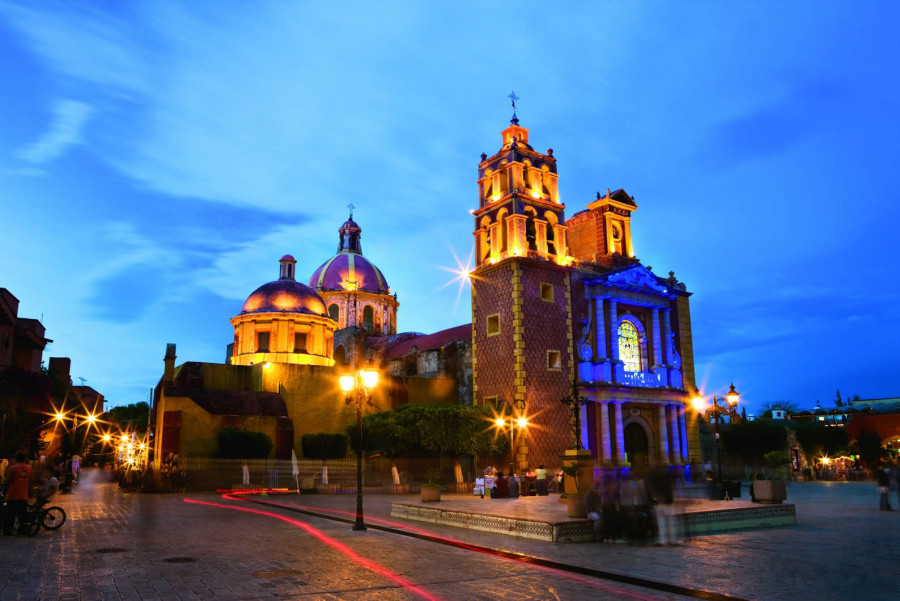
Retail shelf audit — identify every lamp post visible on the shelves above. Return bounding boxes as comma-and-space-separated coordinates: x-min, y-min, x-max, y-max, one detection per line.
693, 383, 740, 488
560, 380, 589, 451
494, 398, 527, 475
340, 369, 379, 531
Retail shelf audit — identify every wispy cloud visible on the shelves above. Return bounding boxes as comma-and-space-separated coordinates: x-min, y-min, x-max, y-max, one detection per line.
16, 99, 92, 164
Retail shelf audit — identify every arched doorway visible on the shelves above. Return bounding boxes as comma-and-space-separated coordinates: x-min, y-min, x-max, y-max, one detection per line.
624, 422, 649, 474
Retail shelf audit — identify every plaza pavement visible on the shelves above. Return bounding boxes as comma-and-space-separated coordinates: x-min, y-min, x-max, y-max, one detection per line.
0, 471, 896, 601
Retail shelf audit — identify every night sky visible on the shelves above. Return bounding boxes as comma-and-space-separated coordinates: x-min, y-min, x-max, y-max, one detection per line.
2, 2, 898, 414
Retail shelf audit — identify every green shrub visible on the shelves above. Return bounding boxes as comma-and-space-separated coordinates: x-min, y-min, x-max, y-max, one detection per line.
301, 433, 349, 460
216, 427, 273, 459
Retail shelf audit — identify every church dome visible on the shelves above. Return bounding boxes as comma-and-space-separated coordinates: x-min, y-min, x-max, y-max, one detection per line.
309, 254, 390, 294
241, 255, 327, 315
308, 214, 390, 294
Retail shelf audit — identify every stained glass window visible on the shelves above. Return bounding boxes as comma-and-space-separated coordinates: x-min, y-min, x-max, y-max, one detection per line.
618, 320, 643, 372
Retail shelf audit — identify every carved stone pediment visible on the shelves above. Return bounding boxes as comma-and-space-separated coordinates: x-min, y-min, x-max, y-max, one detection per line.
604, 265, 668, 294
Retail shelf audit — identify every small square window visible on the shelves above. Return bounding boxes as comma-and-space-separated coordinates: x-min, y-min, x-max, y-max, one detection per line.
547, 350, 561, 371
486, 314, 500, 336
484, 395, 498, 408
294, 333, 307, 353
540, 283, 554, 302
257, 332, 270, 352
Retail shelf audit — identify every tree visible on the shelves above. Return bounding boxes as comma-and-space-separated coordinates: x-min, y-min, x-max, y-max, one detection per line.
106, 402, 150, 433
834, 389, 844, 408
720, 420, 787, 464
760, 400, 800, 417
854, 430, 887, 470
216, 427, 273, 459
794, 422, 849, 461
351, 404, 507, 483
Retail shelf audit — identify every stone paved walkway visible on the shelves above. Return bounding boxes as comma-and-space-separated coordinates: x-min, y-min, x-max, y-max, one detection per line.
0, 472, 896, 601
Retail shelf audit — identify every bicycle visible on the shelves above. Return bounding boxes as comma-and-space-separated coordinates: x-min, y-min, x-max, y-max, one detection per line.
5, 495, 67, 537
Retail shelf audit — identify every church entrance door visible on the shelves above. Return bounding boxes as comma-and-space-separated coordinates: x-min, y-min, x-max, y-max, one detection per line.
624, 422, 649, 474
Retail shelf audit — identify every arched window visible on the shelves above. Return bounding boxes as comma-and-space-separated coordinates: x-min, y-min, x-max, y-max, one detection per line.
525, 208, 537, 251
363, 305, 374, 333
618, 320, 643, 372
328, 304, 340, 324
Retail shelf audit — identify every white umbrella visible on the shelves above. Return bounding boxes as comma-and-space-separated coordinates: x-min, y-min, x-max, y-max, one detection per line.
291, 449, 300, 493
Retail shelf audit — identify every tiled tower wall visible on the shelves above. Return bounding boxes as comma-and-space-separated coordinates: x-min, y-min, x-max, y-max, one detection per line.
520, 262, 574, 468
566, 209, 608, 265
472, 262, 518, 407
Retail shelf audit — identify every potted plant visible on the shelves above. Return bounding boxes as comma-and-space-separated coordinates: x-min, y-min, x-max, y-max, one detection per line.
561, 462, 586, 517
752, 451, 788, 503
420, 481, 442, 502
420, 468, 442, 502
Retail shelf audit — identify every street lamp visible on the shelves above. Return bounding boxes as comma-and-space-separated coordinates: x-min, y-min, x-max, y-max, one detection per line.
560, 380, 589, 451
693, 383, 740, 489
340, 369, 379, 531
494, 398, 527, 475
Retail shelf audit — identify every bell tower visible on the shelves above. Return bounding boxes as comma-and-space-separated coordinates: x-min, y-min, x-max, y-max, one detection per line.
472, 110, 567, 269
470, 100, 575, 470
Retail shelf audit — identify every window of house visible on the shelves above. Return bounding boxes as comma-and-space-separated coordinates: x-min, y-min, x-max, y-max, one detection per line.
363, 305, 375, 333
483, 395, 498, 408
257, 331, 270, 353
540, 283, 554, 302
487, 314, 500, 336
294, 333, 307, 353
547, 350, 561, 371
328, 304, 339, 323
618, 320, 643, 372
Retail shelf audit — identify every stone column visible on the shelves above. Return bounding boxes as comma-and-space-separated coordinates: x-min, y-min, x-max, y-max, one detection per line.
662, 307, 673, 365
679, 406, 689, 461
658, 404, 670, 464
608, 300, 619, 362
651, 307, 662, 367
614, 402, 625, 465
595, 299, 607, 360
669, 405, 682, 464
599, 400, 611, 464
580, 403, 590, 452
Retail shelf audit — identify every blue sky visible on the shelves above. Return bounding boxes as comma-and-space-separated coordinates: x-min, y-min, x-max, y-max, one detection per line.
1, 1, 898, 413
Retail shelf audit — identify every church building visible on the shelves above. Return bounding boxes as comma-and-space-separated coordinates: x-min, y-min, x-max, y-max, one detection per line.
470, 114, 699, 474
151, 112, 701, 478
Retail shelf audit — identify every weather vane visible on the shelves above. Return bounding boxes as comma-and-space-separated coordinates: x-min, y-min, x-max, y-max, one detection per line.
508, 91, 519, 124
347, 203, 355, 219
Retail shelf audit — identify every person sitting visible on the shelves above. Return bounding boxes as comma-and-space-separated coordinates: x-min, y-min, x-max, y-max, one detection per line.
508, 472, 520, 498
39, 469, 59, 503
492, 471, 510, 498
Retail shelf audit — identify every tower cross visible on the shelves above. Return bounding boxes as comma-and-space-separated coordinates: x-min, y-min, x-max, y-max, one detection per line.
508, 91, 519, 123
347, 203, 355, 219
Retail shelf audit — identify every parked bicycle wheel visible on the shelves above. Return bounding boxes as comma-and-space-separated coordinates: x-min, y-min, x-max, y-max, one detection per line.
41, 506, 66, 530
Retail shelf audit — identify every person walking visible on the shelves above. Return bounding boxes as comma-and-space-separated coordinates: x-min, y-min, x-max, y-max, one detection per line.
650, 465, 678, 545
584, 484, 602, 541
3, 452, 32, 535
876, 468, 892, 511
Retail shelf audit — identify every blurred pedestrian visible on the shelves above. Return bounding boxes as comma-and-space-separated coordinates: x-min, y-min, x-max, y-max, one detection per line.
876, 468, 891, 511
508, 472, 520, 498
3, 452, 32, 535
584, 484, 602, 541
650, 466, 679, 545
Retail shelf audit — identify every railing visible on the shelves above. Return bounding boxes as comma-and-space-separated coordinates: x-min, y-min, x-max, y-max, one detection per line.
620, 370, 664, 388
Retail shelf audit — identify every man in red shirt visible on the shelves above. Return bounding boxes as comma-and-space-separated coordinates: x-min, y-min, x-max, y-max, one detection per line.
3, 452, 32, 535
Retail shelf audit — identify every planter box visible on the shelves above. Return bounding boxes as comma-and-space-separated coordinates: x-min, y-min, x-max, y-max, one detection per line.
566, 493, 586, 518
421, 486, 441, 502
752, 479, 787, 504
